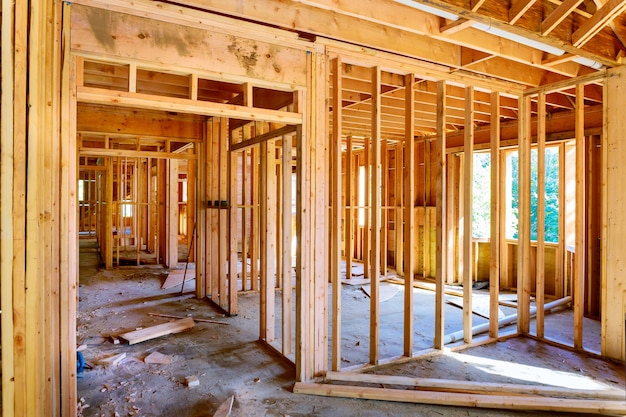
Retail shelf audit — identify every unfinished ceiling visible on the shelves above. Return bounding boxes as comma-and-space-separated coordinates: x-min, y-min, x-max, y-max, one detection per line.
157, 0, 621, 139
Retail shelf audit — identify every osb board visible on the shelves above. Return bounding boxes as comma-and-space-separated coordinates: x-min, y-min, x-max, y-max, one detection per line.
71, 4, 309, 87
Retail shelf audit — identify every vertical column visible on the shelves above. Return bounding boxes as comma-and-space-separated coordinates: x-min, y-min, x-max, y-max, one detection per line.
260, 140, 277, 342
536, 92, 547, 338
403, 74, 415, 356
489, 92, 501, 338
574, 84, 586, 349
517, 95, 532, 335
282, 134, 293, 355
346, 135, 354, 279
603, 66, 626, 362
219, 118, 229, 309
228, 147, 239, 315
60, 6, 78, 414
370, 66, 381, 365
167, 159, 179, 268
434, 80, 447, 349
331, 57, 342, 370
463, 87, 474, 344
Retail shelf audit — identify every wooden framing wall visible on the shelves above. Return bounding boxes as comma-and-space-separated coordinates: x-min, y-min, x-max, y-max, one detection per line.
3, 1, 626, 416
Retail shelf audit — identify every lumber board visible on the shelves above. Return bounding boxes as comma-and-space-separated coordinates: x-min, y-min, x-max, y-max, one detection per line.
403, 74, 415, 357
536, 91, 546, 339
293, 383, 626, 415
312, 48, 328, 375
213, 395, 235, 417
370, 66, 382, 365
119, 317, 195, 344
147, 313, 228, 325
324, 372, 626, 400
574, 84, 585, 350
434, 81, 447, 349
463, 87, 475, 344
602, 66, 625, 361
282, 134, 293, 355
331, 57, 342, 371
517, 95, 532, 334
161, 270, 196, 289
489, 92, 501, 339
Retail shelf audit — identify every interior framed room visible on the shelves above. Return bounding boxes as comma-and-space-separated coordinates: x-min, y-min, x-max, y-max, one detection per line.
2, 0, 625, 416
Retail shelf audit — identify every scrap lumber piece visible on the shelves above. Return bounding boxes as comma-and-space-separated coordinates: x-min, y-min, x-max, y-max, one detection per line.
213, 395, 235, 417
119, 317, 195, 345
97, 353, 126, 366
147, 312, 229, 325
144, 351, 172, 364
324, 372, 626, 400
161, 269, 195, 289
293, 383, 626, 415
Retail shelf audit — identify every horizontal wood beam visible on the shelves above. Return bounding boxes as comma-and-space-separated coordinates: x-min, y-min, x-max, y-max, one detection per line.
77, 87, 303, 124
324, 372, 626, 400
79, 147, 197, 160
230, 125, 297, 152
293, 383, 626, 415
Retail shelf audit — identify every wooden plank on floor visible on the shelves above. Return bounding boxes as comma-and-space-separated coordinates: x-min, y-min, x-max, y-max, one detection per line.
324, 372, 626, 399
119, 317, 195, 345
293, 383, 626, 415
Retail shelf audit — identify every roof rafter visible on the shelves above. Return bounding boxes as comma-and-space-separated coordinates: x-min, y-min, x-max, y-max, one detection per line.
572, 0, 626, 46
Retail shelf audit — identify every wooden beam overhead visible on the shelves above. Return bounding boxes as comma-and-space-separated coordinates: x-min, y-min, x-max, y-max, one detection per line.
542, 0, 585, 35
572, 0, 626, 46
509, 0, 539, 24
77, 87, 303, 125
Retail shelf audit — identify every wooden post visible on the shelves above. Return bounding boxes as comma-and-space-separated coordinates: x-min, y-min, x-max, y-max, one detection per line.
602, 66, 626, 362
423, 139, 431, 278
489, 92, 501, 338
60, 7, 78, 414
574, 84, 585, 350
282, 134, 293, 355
536, 91, 547, 339
219, 118, 229, 309
331, 57, 342, 370
381, 139, 388, 277
404, 74, 416, 356
517, 95, 532, 335
370, 66, 382, 365
167, 159, 179, 268
228, 145, 239, 315
363, 133, 370, 278
463, 87, 474, 344
260, 140, 277, 342
346, 135, 354, 279
251, 144, 260, 291
196, 139, 206, 299
434, 80, 447, 349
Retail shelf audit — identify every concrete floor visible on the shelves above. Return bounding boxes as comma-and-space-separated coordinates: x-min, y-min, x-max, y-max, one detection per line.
77, 239, 624, 416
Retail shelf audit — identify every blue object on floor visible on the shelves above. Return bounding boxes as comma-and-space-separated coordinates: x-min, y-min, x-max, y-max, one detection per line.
77, 351, 85, 374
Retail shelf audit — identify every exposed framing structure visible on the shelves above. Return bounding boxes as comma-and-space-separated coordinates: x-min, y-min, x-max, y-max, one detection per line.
2, 0, 626, 416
